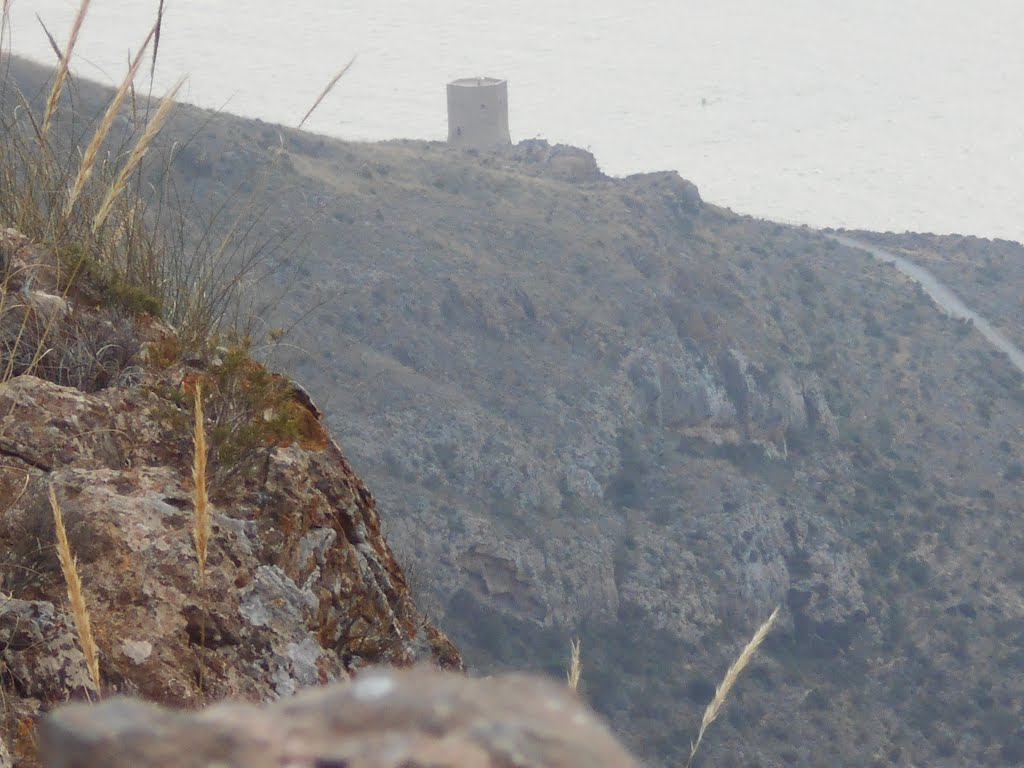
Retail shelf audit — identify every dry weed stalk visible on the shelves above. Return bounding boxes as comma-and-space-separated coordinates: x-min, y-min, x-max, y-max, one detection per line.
151, 0, 165, 81
297, 57, 355, 130
48, 484, 101, 695
40, 0, 90, 139
686, 606, 779, 768
566, 637, 582, 692
191, 380, 210, 581
36, 14, 64, 63
191, 379, 212, 696
64, 22, 156, 217
93, 75, 185, 233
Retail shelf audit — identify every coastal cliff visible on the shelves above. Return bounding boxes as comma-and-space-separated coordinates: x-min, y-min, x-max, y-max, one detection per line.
6, 52, 1024, 767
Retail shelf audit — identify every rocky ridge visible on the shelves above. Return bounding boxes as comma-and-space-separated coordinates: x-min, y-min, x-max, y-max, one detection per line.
200, 133, 1024, 767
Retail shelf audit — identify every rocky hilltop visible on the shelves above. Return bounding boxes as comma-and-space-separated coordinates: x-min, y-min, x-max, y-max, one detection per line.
6, 54, 1024, 767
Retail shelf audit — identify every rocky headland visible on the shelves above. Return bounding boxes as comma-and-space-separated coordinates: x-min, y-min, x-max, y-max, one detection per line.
4, 52, 1024, 767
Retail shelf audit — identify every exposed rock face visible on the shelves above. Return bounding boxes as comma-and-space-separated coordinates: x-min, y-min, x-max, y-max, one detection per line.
0, 373, 459, 690
0, 596, 97, 702
625, 345, 832, 441
504, 140, 607, 183
0, 235, 460, 764
40, 667, 637, 768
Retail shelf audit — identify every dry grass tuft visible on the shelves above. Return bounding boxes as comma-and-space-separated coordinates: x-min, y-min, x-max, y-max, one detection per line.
686, 605, 779, 768
48, 484, 100, 696
191, 380, 210, 581
2, 0, 306, 362
566, 637, 582, 692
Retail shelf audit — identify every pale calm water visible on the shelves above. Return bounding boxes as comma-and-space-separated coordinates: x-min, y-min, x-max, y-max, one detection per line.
6, 0, 1024, 243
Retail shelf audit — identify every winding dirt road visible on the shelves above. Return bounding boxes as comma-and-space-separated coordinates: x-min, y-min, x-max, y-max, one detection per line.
830, 234, 1024, 376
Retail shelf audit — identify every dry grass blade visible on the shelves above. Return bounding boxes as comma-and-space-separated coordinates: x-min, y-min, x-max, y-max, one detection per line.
151, 0, 165, 81
191, 379, 211, 697
129, 51, 138, 125
297, 57, 355, 130
93, 75, 184, 233
49, 484, 101, 696
1, 1, 8, 51
566, 637, 582, 691
64, 21, 156, 216
191, 380, 210, 580
686, 606, 780, 768
41, 0, 91, 139
35, 14, 64, 62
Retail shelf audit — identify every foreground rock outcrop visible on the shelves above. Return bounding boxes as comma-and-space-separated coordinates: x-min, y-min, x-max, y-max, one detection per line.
40, 666, 636, 768
0, 231, 461, 763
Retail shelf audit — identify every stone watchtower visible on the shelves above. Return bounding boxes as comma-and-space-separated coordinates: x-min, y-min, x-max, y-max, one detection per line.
446, 77, 511, 149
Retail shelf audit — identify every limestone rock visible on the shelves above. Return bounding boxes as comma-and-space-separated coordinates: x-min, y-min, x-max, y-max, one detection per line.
623, 345, 831, 445
801, 374, 839, 438
0, 376, 461, 717
507, 140, 607, 183
40, 667, 638, 768
783, 514, 870, 652
0, 596, 98, 700
625, 346, 737, 428
624, 170, 703, 214
717, 348, 817, 441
